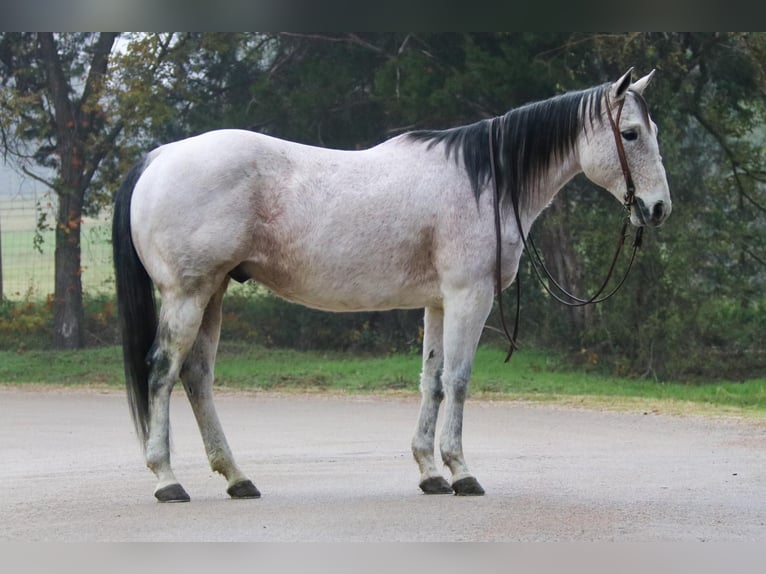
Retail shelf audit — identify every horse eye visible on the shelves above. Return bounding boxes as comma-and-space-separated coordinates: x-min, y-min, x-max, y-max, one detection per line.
621, 129, 638, 141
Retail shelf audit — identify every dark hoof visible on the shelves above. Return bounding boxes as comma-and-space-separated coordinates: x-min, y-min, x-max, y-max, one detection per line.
227, 479, 261, 499
452, 476, 485, 496
419, 476, 454, 494
155, 483, 190, 503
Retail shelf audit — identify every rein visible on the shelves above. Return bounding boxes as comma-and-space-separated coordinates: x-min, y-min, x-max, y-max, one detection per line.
490, 93, 644, 362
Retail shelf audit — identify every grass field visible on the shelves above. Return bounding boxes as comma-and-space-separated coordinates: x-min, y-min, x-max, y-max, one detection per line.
1, 226, 114, 297
1, 196, 114, 298
2, 344, 764, 418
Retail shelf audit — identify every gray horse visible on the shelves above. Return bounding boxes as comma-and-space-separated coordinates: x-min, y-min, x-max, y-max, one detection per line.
112, 69, 670, 502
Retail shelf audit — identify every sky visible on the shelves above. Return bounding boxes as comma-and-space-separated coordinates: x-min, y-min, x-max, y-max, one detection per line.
0, 159, 48, 199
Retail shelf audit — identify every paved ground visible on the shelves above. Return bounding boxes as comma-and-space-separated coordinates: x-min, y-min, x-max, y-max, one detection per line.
1, 386, 765, 541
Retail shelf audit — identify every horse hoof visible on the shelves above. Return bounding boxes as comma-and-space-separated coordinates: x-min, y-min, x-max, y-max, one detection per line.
227, 479, 261, 499
452, 476, 485, 496
419, 476, 454, 494
155, 483, 191, 503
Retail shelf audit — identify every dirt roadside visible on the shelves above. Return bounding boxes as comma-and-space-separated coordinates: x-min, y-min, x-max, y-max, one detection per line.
1, 386, 764, 541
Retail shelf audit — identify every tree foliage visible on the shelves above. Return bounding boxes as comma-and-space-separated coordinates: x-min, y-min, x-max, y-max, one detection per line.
1, 33, 122, 348
1, 32, 764, 378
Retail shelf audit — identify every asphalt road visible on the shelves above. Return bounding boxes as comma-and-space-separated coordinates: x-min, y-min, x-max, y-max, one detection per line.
1, 386, 765, 541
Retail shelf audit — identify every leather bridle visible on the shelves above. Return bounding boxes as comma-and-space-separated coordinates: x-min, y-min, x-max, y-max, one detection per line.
605, 91, 639, 212
491, 90, 644, 362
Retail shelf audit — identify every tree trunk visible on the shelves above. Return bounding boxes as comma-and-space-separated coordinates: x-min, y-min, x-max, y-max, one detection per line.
38, 33, 85, 349
53, 186, 84, 349
38, 32, 118, 349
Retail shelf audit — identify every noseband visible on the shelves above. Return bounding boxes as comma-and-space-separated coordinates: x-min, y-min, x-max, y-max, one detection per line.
491, 91, 644, 362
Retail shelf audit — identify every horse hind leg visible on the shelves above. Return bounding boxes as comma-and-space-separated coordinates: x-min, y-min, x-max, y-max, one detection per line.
180, 280, 260, 499
412, 306, 453, 494
145, 290, 225, 502
143, 297, 198, 501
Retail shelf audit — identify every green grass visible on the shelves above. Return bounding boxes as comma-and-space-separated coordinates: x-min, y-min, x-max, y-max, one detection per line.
1, 344, 765, 418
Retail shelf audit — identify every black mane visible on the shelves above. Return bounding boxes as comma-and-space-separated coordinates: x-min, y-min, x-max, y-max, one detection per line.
408, 84, 633, 213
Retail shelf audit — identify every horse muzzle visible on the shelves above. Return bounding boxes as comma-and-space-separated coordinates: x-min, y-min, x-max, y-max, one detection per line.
632, 196, 671, 227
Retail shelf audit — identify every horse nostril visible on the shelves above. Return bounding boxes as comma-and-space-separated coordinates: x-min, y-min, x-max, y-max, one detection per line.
652, 201, 665, 223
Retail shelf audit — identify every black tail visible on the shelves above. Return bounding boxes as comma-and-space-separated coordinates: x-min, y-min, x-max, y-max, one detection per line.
113, 158, 155, 446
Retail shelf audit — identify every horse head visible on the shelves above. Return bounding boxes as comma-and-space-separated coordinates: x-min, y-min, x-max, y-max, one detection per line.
579, 68, 672, 227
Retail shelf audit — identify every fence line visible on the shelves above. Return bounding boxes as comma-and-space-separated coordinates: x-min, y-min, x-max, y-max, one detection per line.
0, 191, 114, 301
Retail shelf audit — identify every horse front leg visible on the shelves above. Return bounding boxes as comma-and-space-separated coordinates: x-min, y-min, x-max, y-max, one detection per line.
439, 285, 494, 496
180, 280, 260, 499
412, 306, 453, 494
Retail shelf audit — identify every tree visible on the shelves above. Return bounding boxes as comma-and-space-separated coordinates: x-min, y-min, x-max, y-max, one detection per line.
0, 33, 183, 348
0, 33, 120, 347
2, 32, 763, 377
496, 32, 766, 377
238, 32, 766, 377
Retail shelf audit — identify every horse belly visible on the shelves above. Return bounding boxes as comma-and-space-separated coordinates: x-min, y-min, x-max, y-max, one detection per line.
311, 275, 438, 311
243, 257, 439, 312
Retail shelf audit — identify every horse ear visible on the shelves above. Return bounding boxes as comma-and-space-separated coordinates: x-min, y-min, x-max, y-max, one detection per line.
629, 69, 655, 95
609, 67, 635, 103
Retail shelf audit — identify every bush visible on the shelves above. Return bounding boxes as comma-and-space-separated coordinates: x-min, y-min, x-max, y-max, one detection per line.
82, 294, 121, 347
220, 290, 423, 354
3, 285, 763, 382
0, 293, 123, 350
0, 295, 52, 350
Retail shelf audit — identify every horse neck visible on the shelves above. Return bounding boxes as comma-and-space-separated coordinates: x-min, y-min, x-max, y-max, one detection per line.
518, 149, 582, 234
